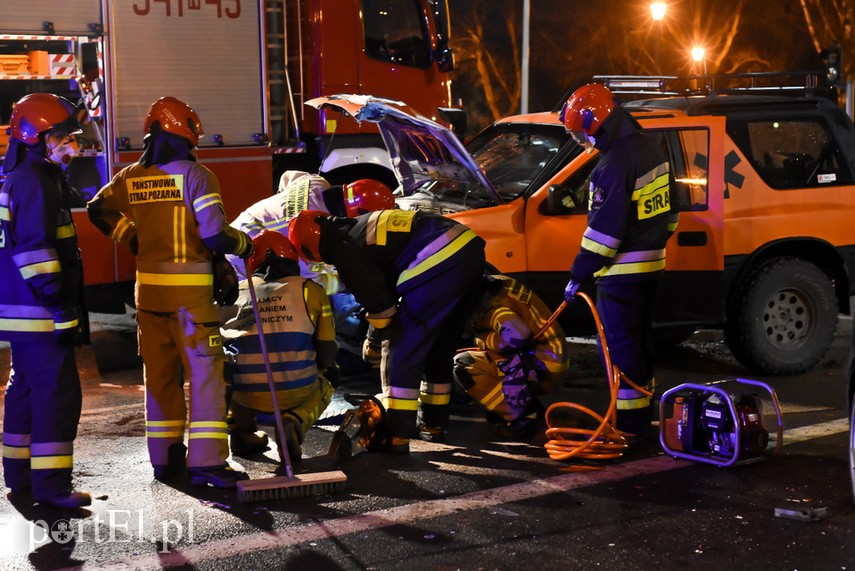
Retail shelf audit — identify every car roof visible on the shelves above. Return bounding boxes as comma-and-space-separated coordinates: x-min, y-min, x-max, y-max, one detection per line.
489, 93, 844, 127
623, 94, 843, 117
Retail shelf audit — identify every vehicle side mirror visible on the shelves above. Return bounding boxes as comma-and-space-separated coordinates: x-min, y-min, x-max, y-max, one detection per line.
543, 183, 582, 215
438, 107, 468, 138
435, 47, 454, 73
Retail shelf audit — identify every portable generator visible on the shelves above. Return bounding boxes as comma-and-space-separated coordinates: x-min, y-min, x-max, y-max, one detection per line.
659, 378, 783, 467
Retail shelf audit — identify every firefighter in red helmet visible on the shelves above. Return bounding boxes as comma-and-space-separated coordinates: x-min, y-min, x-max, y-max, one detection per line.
289, 209, 486, 452
225, 175, 395, 404
220, 230, 338, 460
227, 175, 395, 282
0, 93, 91, 508
87, 96, 253, 488
560, 83, 677, 442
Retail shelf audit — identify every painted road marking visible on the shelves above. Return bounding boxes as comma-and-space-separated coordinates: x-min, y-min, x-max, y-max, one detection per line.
782, 417, 849, 444
69, 456, 684, 571
62, 416, 849, 570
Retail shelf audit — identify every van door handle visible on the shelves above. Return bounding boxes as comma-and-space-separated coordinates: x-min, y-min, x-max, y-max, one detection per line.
676, 231, 707, 246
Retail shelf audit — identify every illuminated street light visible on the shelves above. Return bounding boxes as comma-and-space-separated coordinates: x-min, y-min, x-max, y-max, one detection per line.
650, 2, 667, 21
692, 46, 708, 75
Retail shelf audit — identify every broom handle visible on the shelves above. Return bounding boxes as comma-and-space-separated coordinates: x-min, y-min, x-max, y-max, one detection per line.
244, 261, 294, 478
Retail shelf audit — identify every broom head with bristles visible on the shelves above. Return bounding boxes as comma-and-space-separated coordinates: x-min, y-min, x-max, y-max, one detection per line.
236, 470, 348, 503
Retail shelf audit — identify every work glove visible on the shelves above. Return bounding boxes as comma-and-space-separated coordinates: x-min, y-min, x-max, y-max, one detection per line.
212, 253, 239, 306
362, 324, 387, 367
563, 278, 581, 303
498, 350, 545, 383
499, 367, 532, 409
53, 306, 82, 345
362, 337, 382, 367
238, 230, 254, 260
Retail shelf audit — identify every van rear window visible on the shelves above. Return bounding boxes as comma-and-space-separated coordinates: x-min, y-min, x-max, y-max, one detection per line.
728, 118, 853, 189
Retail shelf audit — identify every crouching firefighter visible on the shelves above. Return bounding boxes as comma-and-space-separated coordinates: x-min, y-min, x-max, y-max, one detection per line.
0, 93, 92, 508
454, 274, 569, 437
220, 230, 338, 462
288, 209, 486, 453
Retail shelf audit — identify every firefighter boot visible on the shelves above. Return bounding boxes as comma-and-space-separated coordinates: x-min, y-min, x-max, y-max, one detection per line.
273, 414, 303, 467
494, 400, 545, 439
153, 443, 187, 482
229, 402, 269, 457
616, 405, 654, 444
388, 437, 411, 454
35, 489, 92, 510
188, 465, 249, 488
417, 424, 446, 443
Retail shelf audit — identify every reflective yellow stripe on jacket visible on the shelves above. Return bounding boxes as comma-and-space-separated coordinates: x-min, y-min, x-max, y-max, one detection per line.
397, 225, 478, 287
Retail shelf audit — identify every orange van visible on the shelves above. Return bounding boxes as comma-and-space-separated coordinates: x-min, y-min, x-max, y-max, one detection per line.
310, 81, 855, 375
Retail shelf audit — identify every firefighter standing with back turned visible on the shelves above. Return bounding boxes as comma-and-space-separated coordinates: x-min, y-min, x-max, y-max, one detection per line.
87, 96, 253, 488
0, 93, 91, 508
289, 209, 486, 452
560, 83, 677, 442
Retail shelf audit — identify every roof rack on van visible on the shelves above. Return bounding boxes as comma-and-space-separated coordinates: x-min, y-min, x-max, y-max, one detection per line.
592, 71, 836, 99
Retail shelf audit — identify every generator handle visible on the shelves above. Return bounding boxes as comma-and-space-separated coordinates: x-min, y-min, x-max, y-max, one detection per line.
735, 377, 784, 457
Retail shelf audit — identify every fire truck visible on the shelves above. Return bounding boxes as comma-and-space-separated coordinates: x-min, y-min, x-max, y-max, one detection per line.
0, 0, 453, 311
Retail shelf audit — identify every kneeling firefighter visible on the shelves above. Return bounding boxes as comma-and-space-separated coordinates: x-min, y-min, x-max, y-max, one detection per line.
220, 230, 338, 461
454, 274, 570, 436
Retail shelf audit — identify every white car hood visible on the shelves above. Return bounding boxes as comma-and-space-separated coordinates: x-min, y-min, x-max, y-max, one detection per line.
305, 94, 501, 203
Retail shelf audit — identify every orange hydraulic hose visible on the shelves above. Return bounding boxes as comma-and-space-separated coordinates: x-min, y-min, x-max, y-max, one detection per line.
543, 292, 653, 465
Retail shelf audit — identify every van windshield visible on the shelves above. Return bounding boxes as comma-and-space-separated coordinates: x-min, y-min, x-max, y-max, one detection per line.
467, 122, 573, 200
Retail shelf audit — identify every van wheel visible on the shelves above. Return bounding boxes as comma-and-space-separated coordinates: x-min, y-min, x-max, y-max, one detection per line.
725, 257, 837, 375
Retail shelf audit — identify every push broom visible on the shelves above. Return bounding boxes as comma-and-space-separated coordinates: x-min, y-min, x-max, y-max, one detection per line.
236, 260, 347, 502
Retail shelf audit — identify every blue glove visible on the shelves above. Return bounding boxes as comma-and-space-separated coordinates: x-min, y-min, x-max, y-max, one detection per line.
54, 306, 81, 345
499, 366, 532, 408
564, 278, 580, 303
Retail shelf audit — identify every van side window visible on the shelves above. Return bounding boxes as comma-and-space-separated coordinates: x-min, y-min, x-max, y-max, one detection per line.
363, 0, 432, 68
729, 118, 852, 189
652, 128, 710, 212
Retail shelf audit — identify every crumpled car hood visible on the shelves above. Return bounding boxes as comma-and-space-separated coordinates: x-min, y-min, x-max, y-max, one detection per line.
306, 94, 500, 203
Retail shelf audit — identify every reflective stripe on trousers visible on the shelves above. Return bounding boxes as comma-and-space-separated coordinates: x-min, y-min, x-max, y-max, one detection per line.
380, 241, 486, 438
2, 338, 81, 497
137, 306, 228, 468
594, 278, 659, 411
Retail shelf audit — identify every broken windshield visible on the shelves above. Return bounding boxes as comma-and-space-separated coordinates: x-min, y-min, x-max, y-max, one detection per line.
467, 122, 572, 201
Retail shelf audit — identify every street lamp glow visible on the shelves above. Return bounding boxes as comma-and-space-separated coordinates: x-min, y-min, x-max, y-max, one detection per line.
650, 2, 667, 21
691, 47, 705, 62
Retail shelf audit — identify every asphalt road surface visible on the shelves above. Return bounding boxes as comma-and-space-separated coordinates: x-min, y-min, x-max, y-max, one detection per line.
0, 309, 852, 570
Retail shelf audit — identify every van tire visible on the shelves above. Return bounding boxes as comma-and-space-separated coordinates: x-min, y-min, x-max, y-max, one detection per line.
725, 257, 837, 375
